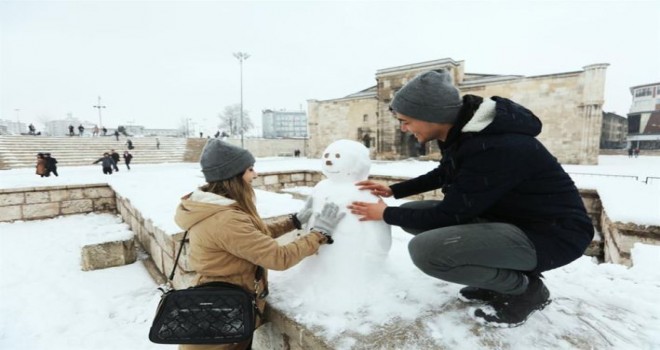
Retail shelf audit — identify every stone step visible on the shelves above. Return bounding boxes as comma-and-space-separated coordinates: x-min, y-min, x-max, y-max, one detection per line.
0, 135, 193, 169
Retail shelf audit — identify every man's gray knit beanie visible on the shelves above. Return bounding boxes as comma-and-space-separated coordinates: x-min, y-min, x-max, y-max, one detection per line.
200, 139, 255, 182
390, 70, 463, 124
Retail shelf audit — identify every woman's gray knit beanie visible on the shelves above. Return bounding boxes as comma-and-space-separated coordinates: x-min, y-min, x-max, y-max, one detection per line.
200, 139, 255, 182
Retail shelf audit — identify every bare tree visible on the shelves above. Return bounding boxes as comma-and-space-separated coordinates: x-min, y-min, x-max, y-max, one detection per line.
218, 103, 253, 136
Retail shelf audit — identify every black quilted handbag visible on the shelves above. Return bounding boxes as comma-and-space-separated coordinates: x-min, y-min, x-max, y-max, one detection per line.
149, 230, 262, 344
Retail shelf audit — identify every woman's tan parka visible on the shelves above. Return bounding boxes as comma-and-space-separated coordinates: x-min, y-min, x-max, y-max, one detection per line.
174, 190, 326, 350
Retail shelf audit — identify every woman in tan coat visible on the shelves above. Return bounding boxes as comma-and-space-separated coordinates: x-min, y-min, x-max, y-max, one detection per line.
174, 139, 344, 350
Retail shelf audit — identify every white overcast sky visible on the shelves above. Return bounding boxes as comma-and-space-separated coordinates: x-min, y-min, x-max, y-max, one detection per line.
1, 0, 659, 133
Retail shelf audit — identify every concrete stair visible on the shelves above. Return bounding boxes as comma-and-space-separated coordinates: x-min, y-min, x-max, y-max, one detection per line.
0, 135, 189, 169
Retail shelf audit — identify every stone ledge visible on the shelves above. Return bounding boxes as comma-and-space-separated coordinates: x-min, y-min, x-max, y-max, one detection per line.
0, 183, 109, 194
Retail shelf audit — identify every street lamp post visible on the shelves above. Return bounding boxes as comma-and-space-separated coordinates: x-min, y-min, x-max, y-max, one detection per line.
233, 52, 250, 148
14, 109, 20, 134
93, 96, 106, 127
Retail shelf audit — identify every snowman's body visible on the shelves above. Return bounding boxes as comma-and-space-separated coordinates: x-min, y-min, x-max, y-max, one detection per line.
303, 140, 392, 279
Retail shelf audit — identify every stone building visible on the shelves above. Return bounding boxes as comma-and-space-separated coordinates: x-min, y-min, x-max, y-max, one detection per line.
308, 58, 609, 165
600, 112, 628, 149
627, 82, 660, 150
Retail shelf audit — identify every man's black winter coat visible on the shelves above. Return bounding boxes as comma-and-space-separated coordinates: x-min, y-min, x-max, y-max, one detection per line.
383, 95, 594, 272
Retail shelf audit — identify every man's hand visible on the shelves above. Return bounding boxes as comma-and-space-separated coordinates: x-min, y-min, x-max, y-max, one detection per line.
347, 198, 387, 221
355, 180, 393, 198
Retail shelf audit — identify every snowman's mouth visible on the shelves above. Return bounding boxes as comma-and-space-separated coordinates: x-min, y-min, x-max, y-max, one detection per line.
325, 170, 340, 174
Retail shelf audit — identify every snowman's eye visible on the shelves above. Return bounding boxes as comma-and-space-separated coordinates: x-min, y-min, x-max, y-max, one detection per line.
335, 154, 340, 158
324, 153, 329, 158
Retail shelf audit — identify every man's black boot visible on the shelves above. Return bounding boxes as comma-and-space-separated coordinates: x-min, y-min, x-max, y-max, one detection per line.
458, 286, 502, 303
470, 275, 551, 327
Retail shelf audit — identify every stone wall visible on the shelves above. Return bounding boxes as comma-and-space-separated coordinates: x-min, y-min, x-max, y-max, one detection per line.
0, 184, 116, 222
601, 213, 660, 266
307, 97, 379, 158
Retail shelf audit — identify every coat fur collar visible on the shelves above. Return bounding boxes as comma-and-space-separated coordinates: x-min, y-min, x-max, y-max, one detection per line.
461, 97, 496, 133
190, 189, 236, 206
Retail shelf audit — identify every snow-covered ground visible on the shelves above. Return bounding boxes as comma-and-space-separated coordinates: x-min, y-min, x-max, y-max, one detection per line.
1, 156, 659, 349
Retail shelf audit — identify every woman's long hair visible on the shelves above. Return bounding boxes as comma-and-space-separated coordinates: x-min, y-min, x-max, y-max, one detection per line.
199, 172, 270, 234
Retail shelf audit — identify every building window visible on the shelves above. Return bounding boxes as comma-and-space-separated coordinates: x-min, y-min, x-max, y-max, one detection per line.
635, 87, 652, 98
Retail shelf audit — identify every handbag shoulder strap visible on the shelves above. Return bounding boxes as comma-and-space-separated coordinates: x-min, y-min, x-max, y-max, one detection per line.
168, 230, 189, 281
168, 228, 265, 284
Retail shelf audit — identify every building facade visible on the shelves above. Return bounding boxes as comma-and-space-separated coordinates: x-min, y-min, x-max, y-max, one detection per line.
0, 120, 27, 135
308, 58, 609, 165
600, 112, 628, 149
262, 109, 307, 138
627, 82, 660, 149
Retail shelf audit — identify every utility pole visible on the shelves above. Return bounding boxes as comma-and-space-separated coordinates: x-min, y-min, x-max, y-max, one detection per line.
93, 96, 106, 127
233, 52, 249, 148
14, 109, 20, 134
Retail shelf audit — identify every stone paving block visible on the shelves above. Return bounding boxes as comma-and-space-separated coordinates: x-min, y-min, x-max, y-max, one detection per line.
60, 199, 94, 214
264, 175, 279, 185
81, 238, 137, 271
22, 202, 60, 219
25, 191, 50, 204
93, 197, 116, 212
0, 205, 22, 222
48, 189, 70, 202
0, 193, 25, 206
68, 188, 85, 200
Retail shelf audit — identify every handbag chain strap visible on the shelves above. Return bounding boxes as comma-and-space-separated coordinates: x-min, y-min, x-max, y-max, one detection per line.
167, 229, 265, 294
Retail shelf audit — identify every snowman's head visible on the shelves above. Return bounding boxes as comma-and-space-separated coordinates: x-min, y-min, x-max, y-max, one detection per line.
321, 139, 371, 182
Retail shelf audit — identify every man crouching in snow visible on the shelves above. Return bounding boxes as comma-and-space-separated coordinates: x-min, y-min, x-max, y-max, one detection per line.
348, 70, 594, 327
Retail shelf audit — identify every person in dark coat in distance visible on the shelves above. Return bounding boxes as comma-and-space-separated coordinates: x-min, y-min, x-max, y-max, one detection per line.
348, 70, 594, 328
68, 125, 75, 136
78, 124, 84, 137
110, 149, 120, 172
114, 130, 120, 141
102, 126, 107, 136
36, 153, 48, 177
123, 150, 133, 170
93, 153, 115, 175
45, 153, 58, 177
126, 139, 134, 150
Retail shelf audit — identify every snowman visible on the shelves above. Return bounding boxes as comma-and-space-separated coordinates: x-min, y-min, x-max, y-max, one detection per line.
287, 139, 392, 311
307, 139, 392, 260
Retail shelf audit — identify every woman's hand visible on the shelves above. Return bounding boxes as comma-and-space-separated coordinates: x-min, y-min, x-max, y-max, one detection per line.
293, 196, 314, 229
347, 198, 387, 221
355, 180, 393, 198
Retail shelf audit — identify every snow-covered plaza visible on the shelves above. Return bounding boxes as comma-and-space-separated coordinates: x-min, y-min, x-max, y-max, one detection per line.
1, 156, 659, 349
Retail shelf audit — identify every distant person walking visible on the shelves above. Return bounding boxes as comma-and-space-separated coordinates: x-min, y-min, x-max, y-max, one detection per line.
628, 148, 634, 158
123, 151, 133, 170
114, 130, 120, 141
68, 125, 75, 136
156, 137, 160, 149
126, 139, 134, 150
634, 148, 640, 158
35, 153, 48, 177
78, 124, 85, 137
93, 153, 115, 175
28, 124, 36, 135
93, 125, 99, 137
110, 150, 120, 172
45, 153, 59, 177
102, 126, 108, 136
